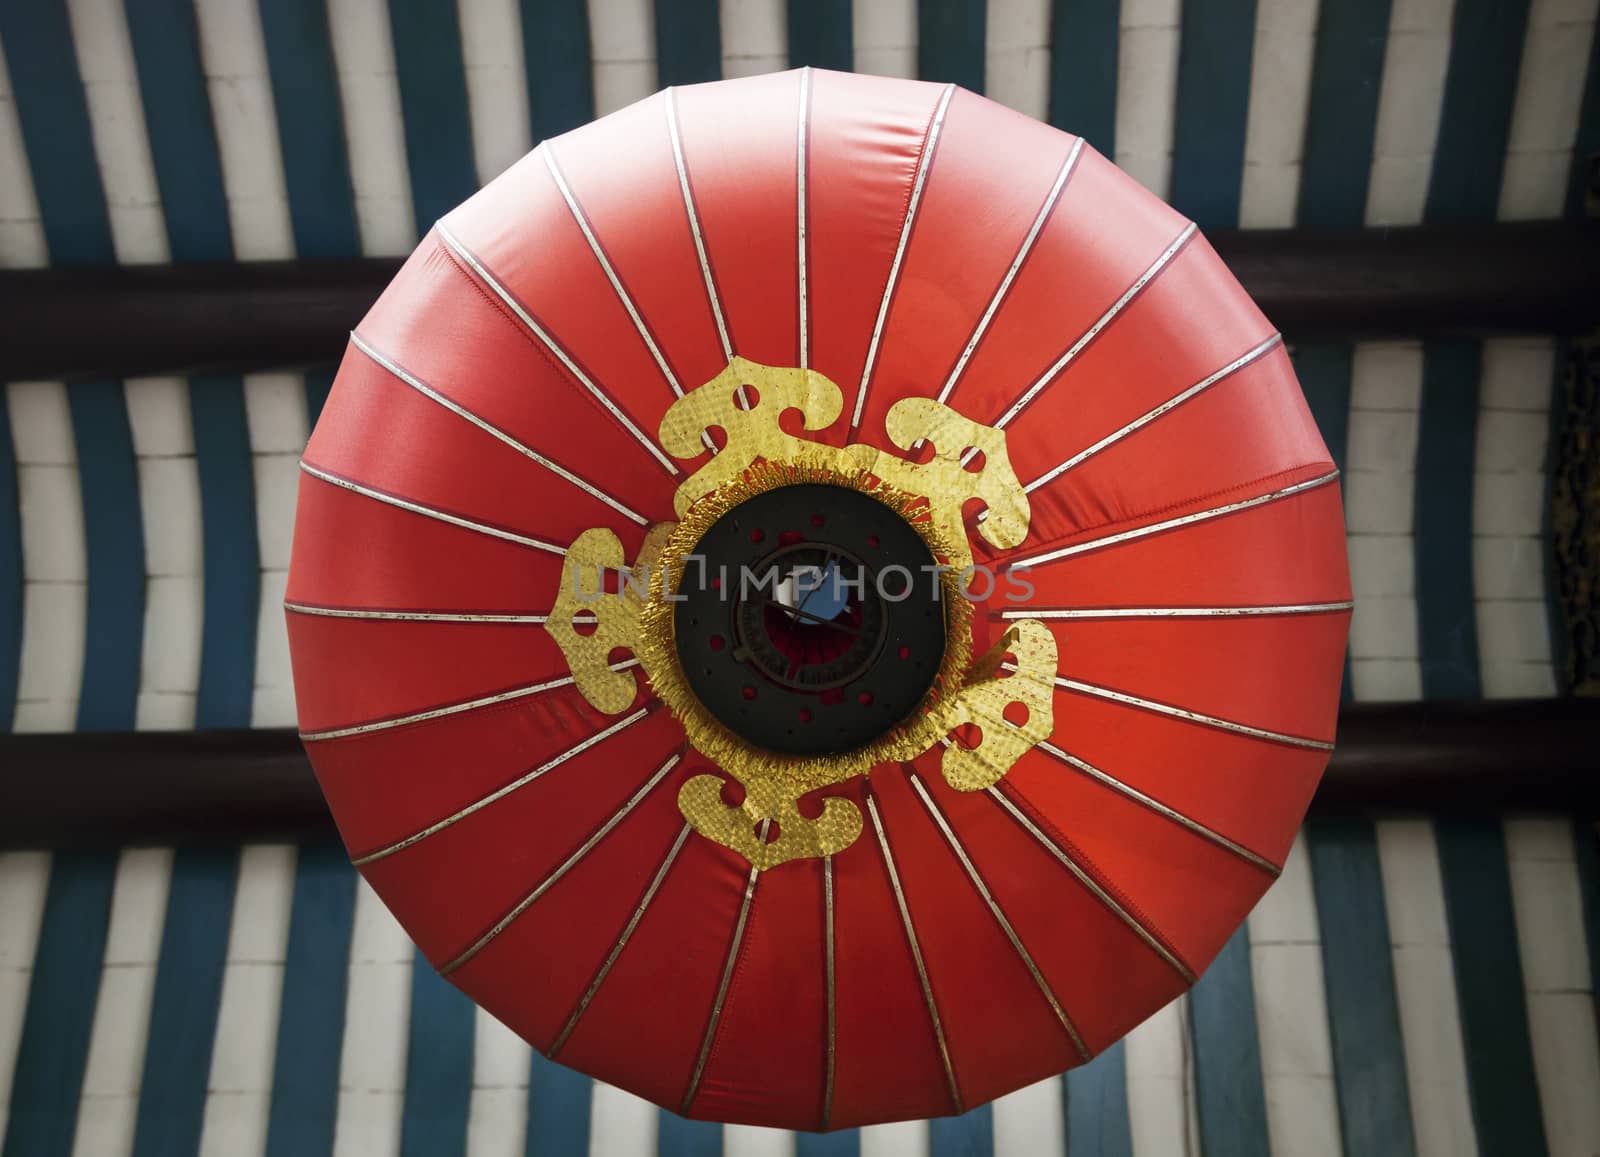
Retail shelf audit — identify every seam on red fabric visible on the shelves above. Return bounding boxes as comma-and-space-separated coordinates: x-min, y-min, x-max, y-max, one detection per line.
997, 780, 1197, 982
690, 848, 768, 1114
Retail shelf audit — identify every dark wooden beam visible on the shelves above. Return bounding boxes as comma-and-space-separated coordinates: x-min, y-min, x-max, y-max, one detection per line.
2, 221, 1597, 383
1, 698, 1593, 850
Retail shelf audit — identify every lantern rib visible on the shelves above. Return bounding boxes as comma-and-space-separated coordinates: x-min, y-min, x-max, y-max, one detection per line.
937, 135, 1086, 407
797, 67, 812, 369
908, 774, 1092, 1061
821, 854, 837, 1131
434, 220, 680, 476
1047, 673, 1335, 751
666, 87, 733, 363
542, 142, 685, 400
1022, 332, 1285, 494
548, 822, 695, 1058
866, 793, 965, 1115
1033, 740, 1283, 876
347, 330, 649, 525
438, 751, 684, 975
284, 601, 550, 624
850, 82, 958, 433
298, 461, 568, 555
998, 602, 1353, 621
1003, 468, 1341, 570
682, 819, 769, 1115
348, 705, 652, 864
985, 786, 1199, 984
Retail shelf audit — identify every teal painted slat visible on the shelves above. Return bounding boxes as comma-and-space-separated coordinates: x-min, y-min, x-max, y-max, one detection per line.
1415, 341, 1481, 701
400, 955, 476, 1157
68, 382, 145, 732
788, 0, 853, 71
655, 0, 722, 86
1065, 1044, 1132, 1157
1435, 820, 1548, 1156
305, 367, 337, 430
0, 4, 115, 264
659, 1109, 722, 1156
796, 1126, 861, 1156
0, 852, 117, 1157
1187, 927, 1271, 1157
264, 844, 357, 1157
0, 395, 18, 728
258, 0, 361, 258
525, 1051, 591, 1156
930, 1104, 992, 1157
1424, 0, 1532, 226
388, 0, 481, 233
522, 0, 595, 140
1047, 0, 1117, 154
1169, 0, 1257, 229
130, 846, 240, 1157
1297, 0, 1392, 229
1292, 342, 1353, 701
918, 0, 985, 91
1305, 820, 1416, 1156
1566, 25, 1600, 216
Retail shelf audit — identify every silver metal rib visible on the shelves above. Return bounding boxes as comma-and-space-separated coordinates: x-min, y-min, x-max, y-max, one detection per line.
434, 220, 679, 475
666, 88, 732, 362
991, 220, 1198, 434
866, 793, 963, 1114
822, 854, 837, 1130
1005, 469, 1340, 571
351, 706, 651, 865
301, 665, 633, 741
349, 330, 648, 525
542, 143, 685, 399
549, 822, 693, 1058
937, 137, 1085, 406
1035, 740, 1282, 875
682, 819, 769, 1114
986, 786, 1198, 984
797, 67, 812, 369
908, 776, 1091, 1060
998, 601, 1353, 621
851, 83, 957, 432
1023, 333, 1284, 494
299, 461, 567, 555
440, 752, 684, 974
284, 602, 549, 624
1049, 673, 1335, 751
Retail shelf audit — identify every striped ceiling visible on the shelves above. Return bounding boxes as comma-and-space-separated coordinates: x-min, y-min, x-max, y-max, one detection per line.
0, 3, 1596, 1157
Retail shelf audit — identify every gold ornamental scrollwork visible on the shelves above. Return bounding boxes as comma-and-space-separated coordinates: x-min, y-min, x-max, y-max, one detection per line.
543, 358, 1055, 867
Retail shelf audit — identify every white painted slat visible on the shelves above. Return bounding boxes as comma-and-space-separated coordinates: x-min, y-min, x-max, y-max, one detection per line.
1123, 996, 1196, 1157
328, 0, 416, 255
853, 0, 917, 78
724, 1122, 796, 1157
0, 36, 47, 269
466, 1009, 530, 1157
860, 1119, 929, 1157
0, 851, 51, 1142
71, 848, 173, 1157
587, 1082, 656, 1157
459, 0, 532, 181
8, 381, 86, 732
333, 879, 413, 1157
1366, 0, 1458, 226
1344, 342, 1423, 702
721, 0, 787, 79
984, 0, 1050, 120
244, 373, 307, 728
1239, 0, 1321, 227
588, 0, 657, 117
1375, 819, 1479, 1157
65, 0, 167, 263
1499, 0, 1600, 219
193, 0, 294, 259
1247, 835, 1343, 1157
993, 1075, 1063, 1157
1505, 820, 1600, 1157
1115, 0, 1183, 198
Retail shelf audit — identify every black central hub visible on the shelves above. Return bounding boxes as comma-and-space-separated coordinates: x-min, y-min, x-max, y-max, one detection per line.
674, 484, 947, 756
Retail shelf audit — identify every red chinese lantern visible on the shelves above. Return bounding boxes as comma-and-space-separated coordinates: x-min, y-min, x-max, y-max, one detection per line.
286, 69, 1349, 1129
